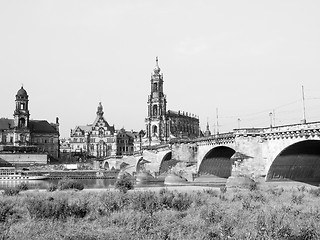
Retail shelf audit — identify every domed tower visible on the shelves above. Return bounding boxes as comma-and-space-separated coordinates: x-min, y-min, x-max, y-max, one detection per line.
145, 57, 168, 144
14, 86, 30, 128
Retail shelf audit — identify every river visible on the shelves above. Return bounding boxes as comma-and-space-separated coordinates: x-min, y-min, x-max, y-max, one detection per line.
0, 178, 165, 190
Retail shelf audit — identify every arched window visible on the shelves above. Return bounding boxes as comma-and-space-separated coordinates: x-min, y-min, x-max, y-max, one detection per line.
153, 83, 158, 91
19, 118, 25, 127
153, 105, 158, 116
152, 125, 158, 135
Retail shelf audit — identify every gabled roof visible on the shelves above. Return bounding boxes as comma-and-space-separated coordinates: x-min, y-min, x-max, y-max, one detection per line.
92, 115, 115, 133
29, 120, 59, 134
0, 118, 14, 130
71, 125, 92, 135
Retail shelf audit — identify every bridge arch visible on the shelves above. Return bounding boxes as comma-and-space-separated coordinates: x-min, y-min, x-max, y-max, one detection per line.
102, 160, 109, 169
266, 140, 320, 183
159, 151, 179, 174
198, 146, 236, 178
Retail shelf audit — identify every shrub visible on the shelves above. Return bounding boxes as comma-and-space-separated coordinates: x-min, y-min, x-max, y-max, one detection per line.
298, 224, 318, 240
309, 188, 320, 197
17, 182, 29, 191
115, 175, 134, 193
297, 185, 306, 192
171, 192, 192, 211
158, 190, 192, 211
58, 178, 84, 191
2, 188, 20, 196
199, 203, 223, 224
47, 183, 58, 192
26, 197, 89, 220
291, 193, 304, 205
129, 191, 159, 214
220, 186, 227, 194
203, 188, 219, 197
267, 187, 284, 196
277, 225, 293, 239
0, 200, 15, 222
249, 181, 258, 191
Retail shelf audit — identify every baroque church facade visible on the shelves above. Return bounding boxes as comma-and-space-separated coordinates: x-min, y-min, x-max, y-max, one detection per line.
0, 87, 60, 159
144, 57, 200, 146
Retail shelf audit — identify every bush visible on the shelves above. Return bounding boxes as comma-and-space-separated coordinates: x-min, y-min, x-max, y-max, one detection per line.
220, 186, 227, 194
249, 181, 258, 191
26, 197, 90, 220
199, 203, 223, 224
129, 191, 160, 214
0, 200, 15, 222
309, 188, 320, 197
115, 175, 134, 193
58, 178, 84, 191
2, 188, 20, 196
291, 193, 304, 205
17, 182, 29, 191
47, 183, 58, 192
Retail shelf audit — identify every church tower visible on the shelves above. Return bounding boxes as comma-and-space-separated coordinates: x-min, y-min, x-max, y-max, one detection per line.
145, 57, 168, 144
14, 86, 30, 128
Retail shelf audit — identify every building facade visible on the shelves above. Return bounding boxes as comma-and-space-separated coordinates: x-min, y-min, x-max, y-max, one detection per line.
0, 87, 60, 159
144, 57, 200, 146
69, 103, 135, 158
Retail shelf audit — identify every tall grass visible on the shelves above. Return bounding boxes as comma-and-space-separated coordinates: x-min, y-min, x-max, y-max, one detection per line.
2, 185, 320, 239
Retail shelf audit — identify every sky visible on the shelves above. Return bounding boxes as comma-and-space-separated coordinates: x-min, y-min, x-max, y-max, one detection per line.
0, 0, 320, 138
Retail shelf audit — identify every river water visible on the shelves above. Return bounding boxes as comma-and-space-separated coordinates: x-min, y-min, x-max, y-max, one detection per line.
0, 178, 165, 190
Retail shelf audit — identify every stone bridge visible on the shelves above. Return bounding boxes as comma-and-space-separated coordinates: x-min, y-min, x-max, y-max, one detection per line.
155, 121, 320, 182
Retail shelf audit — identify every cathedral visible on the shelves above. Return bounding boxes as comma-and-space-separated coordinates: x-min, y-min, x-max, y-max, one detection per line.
144, 57, 200, 146
0, 86, 60, 159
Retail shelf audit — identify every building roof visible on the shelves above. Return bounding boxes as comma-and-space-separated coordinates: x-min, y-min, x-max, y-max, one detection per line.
16, 86, 28, 98
167, 110, 198, 120
0, 118, 14, 130
29, 120, 59, 134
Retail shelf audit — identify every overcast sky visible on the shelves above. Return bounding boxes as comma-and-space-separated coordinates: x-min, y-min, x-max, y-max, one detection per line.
1, 0, 320, 138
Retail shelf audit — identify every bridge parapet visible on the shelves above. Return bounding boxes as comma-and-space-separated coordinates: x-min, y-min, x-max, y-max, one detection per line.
233, 121, 320, 140
196, 132, 235, 146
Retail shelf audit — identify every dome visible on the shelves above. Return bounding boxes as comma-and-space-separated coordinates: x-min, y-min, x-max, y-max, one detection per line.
16, 86, 28, 98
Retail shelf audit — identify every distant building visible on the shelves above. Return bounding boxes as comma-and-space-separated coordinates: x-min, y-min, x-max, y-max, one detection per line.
69, 103, 135, 158
0, 86, 60, 159
115, 128, 136, 156
144, 57, 200, 146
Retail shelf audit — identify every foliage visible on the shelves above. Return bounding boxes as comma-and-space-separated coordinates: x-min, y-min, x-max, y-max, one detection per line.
115, 174, 134, 193
58, 178, 84, 191
17, 182, 29, 191
47, 183, 58, 192
2, 188, 20, 196
2, 185, 320, 239
25, 196, 89, 220
309, 187, 320, 197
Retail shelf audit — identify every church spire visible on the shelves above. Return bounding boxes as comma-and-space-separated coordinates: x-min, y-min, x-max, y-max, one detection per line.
204, 119, 211, 137
154, 56, 161, 74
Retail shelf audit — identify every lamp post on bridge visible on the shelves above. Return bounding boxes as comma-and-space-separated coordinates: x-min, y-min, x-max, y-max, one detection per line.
269, 112, 273, 128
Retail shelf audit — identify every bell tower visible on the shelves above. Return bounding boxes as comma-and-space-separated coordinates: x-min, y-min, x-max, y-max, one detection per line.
14, 86, 30, 128
145, 57, 168, 144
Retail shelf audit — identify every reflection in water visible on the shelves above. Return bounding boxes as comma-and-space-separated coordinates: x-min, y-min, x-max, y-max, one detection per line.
0, 179, 165, 190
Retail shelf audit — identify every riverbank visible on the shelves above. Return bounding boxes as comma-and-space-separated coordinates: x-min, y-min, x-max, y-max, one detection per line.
2, 181, 320, 239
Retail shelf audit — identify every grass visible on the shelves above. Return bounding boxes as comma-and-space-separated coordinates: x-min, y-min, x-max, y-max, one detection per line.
1, 184, 320, 239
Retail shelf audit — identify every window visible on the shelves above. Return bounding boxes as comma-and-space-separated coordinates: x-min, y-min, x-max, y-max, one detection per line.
153, 105, 158, 116
152, 125, 157, 134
